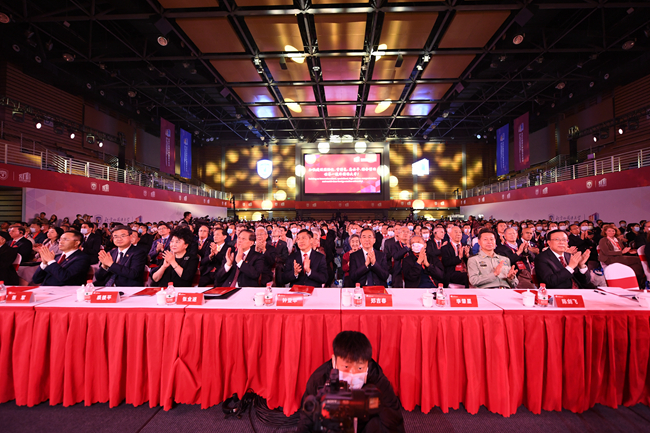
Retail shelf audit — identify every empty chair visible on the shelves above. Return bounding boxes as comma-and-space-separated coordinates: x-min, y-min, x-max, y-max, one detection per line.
638, 245, 650, 282
604, 263, 639, 290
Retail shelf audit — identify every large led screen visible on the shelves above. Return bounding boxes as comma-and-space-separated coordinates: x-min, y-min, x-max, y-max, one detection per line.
304, 153, 381, 194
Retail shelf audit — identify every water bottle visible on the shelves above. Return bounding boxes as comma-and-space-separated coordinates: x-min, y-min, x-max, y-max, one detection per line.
537, 283, 548, 307
353, 283, 363, 307
436, 284, 446, 307
84, 280, 95, 302
165, 282, 176, 305
156, 287, 166, 306
264, 282, 274, 306
0, 281, 6, 303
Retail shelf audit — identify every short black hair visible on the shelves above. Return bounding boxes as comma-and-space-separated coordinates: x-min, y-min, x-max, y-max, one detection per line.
241, 229, 256, 243
213, 227, 228, 237
170, 227, 195, 245
112, 225, 133, 235
546, 229, 566, 241
184, 211, 192, 218
81, 221, 95, 229
66, 229, 84, 244
478, 228, 496, 240
297, 228, 313, 238
158, 222, 171, 230
360, 227, 375, 238
333, 331, 372, 363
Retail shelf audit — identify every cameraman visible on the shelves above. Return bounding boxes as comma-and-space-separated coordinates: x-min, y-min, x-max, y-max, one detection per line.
297, 331, 405, 433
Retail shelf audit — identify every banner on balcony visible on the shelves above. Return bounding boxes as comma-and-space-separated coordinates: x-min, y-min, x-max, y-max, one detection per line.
496, 124, 509, 176
180, 128, 192, 179
514, 112, 530, 171
160, 117, 175, 175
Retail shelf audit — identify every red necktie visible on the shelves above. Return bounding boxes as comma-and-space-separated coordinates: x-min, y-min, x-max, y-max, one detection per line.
273, 241, 277, 247
559, 255, 579, 289
57, 254, 66, 264
229, 253, 246, 287
10, 240, 16, 247
303, 253, 308, 263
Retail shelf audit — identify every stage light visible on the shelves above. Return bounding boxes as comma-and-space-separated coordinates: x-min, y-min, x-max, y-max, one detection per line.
618, 125, 626, 135
412, 199, 425, 210
287, 176, 296, 188
476, 134, 481, 139
355, 141, 367, 153
252, 212, 262, 221
63, 53, 75, 62
375, 100, 392, 114
295, 165, 306, 177
373, 44, 387, 61
284, 45, 305, 63
512, 33, 525, 45
622, 39, 635, 50
390, 176, 398, 187
399, 190, 411, 200
318, 142, 330, 153
593, 134, 598, 142
69, 129, 76, 139
285, 98, 301, 113
261, 200, 273, 210
377, 165, 389, 177
157, 36, 168, 46
86, 134, 95, 144
12, 110, 24, 123
98, 140, 104, 148
555, 82, 566, 90
274, 190, 287, 201
34, 118, 42, 129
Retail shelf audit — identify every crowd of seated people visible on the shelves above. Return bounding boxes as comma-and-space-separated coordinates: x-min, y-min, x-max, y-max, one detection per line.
1, 212, 648, 290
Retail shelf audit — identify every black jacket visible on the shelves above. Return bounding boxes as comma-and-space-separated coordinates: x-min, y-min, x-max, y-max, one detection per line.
0, 243, 19, 285
81, 232, 102, 264
348, 249, 389, 287
10, 237, 34, 263
32, 250, 91, 286
534, 248, 593, 289
297, 360, 405, 433
401, 251, 444, 288
94, 246, 148, 287
283, 249, 328, 287
153, 252, 200, 287
215, 249, 264, 287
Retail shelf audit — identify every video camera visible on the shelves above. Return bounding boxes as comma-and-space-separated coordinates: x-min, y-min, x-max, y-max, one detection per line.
302, 369, 381, 433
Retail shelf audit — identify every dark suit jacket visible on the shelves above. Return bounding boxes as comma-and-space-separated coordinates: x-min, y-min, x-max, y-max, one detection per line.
402, 251, 444, 288
94, 246, 148, 287
34, 231, 48, 245
11, 237, 33, 263
534, 248, 593, 289
348, 248, 389, 287
148, 237, 171, 263
32, 250, 92, 286
495, 244, 531, 272
258, 244, 277, 286
153, 252, 200, 287
139, 233, 154, 251
81, 232, 102, 264
441, 242, 468, 286
282, 249, 328, 287
215, 249, 264, 287
427, 239, 445, 259
0, 243, 19, 285
374, 232, 384, 252
386, 240, 409, 288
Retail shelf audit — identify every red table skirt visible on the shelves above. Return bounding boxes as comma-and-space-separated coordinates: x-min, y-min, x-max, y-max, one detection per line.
342, 310, 512, 416
0, 307, 36, 405
504, 311, 650, 414
174, 309, 341, 415
26, 308, 185, 409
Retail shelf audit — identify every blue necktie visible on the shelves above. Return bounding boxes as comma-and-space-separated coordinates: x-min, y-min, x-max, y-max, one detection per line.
106, 252, 124, 287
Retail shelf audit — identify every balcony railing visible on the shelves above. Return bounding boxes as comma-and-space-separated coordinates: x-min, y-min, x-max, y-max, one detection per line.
460, 146, 650, 199
1, 139, 231, 200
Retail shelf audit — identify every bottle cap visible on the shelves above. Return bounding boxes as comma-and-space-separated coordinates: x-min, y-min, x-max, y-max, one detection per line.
87, 279, 93, 283
168, 282, 174, 286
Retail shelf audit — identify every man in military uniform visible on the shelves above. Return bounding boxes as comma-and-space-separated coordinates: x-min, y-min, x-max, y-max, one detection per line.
467, 229, 519, 289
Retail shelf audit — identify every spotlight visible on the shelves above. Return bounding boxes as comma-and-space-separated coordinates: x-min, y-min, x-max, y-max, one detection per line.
157, 36, 168, 46
86, 134, 95, 144
476, 134, 481, 139
416, 64, 423, 71
63, 53, 75, 62
98, 140, 104, 148
622, 39, 635, 50
618, 124, 626, 135
119, 101, 124, 106
512, 33, 525, 45
12, 44, 20, 52
12, 110, 25, 123
34, 118, 42, 129
45, 40, 53, 51
69, 130, 76, 139
127, 89, 137, 98
589, 81, 594, 88
593, 134, 598, 142
0, 12, 10, 24
604, 73, 609, 80
555, 82, 566, 90
34, 56, 41, 63
568, 93, 573, 98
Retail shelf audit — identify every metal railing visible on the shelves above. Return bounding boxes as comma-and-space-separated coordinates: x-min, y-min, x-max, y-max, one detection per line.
1, 139, 231, 200
460, 146, 650, 199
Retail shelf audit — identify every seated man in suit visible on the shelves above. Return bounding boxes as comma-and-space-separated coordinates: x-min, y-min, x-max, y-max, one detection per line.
427, 227, 447, 260
402, 235, 444, 288
468, 229, 518, 288
494, 228, 534, 288
32, 230, 91, 286
283, 229, 328, 287
215, 229, 263, 287
535, 229, 593, 289
385, 226, 410, 288
255, 226, 276, 286
441, 226, 470, 287
199, 227, 229, 287
0, 234, 20, 285
349, 227, 389, 287
148, 223, 172, 265
94, 225, 147, 287
7, 224, 34, 263
80, 222, 102, 264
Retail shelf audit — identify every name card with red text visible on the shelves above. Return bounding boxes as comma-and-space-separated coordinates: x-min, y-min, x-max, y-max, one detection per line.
554, 295, 585, 308
6, 291, 35, 303
365, 294, 393, 307
91, 292, 121, 303
449, 294, 478, 308
176, 293, 205, 305
277, 293, 304, 306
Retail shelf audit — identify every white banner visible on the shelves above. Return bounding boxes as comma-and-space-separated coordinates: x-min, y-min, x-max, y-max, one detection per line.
460, 185, 650, 222
24, 188, 227, 224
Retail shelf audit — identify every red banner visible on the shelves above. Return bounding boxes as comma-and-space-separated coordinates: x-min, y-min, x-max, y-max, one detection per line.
513, 112, 530, 171
0, 163, 229, 207
160, 117, 176, 175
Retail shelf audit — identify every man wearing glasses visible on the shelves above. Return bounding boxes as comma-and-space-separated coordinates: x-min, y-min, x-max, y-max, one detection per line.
95, 225, 147, 287
534, 229, 593, 289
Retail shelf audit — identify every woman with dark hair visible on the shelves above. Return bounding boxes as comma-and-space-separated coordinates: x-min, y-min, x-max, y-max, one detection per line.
598, 224, 646, 286
151, 227, 199, 287
48, 214, 59, 227
34, 227, 64, 260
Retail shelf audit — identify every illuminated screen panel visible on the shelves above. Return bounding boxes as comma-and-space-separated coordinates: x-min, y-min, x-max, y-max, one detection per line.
304, 153, 381, 194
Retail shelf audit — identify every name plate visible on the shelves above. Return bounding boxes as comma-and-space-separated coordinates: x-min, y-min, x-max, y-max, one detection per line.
277, 293, 304, 306
449, 294, 478, 308
6, 291, 35, 303
90, 291, 121, 303
176, 293, 205, 305
365, 294, 393, 307
554, 294, 585, 308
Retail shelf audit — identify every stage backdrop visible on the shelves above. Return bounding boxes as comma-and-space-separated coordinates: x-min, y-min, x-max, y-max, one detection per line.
460, 185, 650, 222
24, 188, 227, 224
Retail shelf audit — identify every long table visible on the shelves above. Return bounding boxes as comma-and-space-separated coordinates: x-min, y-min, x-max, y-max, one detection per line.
1, 287, 649, 417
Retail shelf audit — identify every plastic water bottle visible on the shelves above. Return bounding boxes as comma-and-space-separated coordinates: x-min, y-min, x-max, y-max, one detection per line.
436, 284, 446, 307
84, 280, 95, 302
353, 283, 363, 307
264, 282, 274, 306
0, 281, 6, 303
165, 282, 176, 305
156, 287, 166, 306
538, 283, 548, 307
